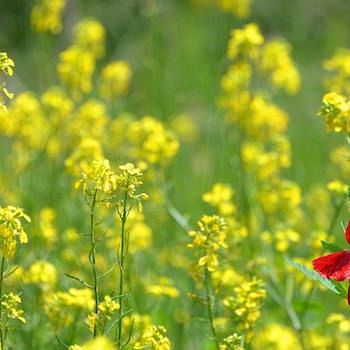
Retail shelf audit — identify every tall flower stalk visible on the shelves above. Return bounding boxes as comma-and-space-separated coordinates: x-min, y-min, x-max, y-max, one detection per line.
0, 206, 30, 349
75, 160, 148, 348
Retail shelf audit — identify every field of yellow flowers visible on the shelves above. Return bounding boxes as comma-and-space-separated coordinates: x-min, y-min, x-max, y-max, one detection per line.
2, 0, 350, 349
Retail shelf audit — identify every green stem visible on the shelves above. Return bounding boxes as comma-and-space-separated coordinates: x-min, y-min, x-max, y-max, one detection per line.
116, 191, 128, 348
0, 256, 5, 350
205, 268, 220, 350
90, 190, 99, 338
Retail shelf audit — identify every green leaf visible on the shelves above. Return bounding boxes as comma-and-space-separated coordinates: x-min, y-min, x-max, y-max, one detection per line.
285, 257, 340, 295
321, 240, 343, 253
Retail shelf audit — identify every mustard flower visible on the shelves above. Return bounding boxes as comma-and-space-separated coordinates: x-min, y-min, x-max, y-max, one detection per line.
126, 116, 180, 165
57, 46, 95, 98
223, 277, 265, 336
69, 99, 109, 141
134, 325, 172, 350
0, 206, 30, 258
324, 48, 350, 95
73, 18, 106, 58
23, 260, 57, 290
188, 215, 227, 272
217, 0, 251, 18
145, 277, 180, 298
87, 295, 120, 334
99, 61, 132, 99
0, 92, 47, 150
202, 183, 236, 217
319, 91, 350, 133
30, 0, 67, 34
65, 138, 104, 176
260, 39, 300, 94
219, 333, 244, 350
75, 159, 117, 196
1, 293, 26, 324
227, 23, 264, 61
69, 336, 116, 350
44, 288, 94, 330
0, 52, 14, 110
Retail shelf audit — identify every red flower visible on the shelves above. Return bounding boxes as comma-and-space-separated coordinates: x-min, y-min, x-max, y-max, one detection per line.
312, 220, 350, 304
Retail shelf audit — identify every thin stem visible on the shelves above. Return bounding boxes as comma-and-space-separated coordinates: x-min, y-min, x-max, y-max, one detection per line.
0, 256, 5, 350
205, 268, 220, 350
90, 190, 99, 338
116, 190, 128, 348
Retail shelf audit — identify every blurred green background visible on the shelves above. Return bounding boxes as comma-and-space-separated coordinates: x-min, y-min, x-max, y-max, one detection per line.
1, 0, 350, 348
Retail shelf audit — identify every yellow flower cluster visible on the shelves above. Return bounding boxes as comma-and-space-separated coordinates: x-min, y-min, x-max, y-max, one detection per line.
253, 323, 301, 349
99, 61, 132, 99
0, 92, 46, 152
23, 260, 57, 290
202, 183, 236, 216
58, 46, 95, 99
30, 0, 67, 34
241, 136, 291, 181
188, 215, 227, 272
192, 0, 252, 17
146, 277, 180, 298
65, 138, 104, 176
227, 23, 264, 61
75, 159, 117, 195
69, 336, 115, 350
75, 160, 148, 216
217, 0, 251, 17
202, 183, 247, 244
223, 277, 266, 335
134, 325, 172, 350
0, 206, 30, 258
262, 228, 300, 252
257, 179, 302, 222
38, 208, 57, 247
0, 52, 14, 110
57, 19, 105, 99
323, 48, 350, 95
87, 295, 120, 334
1, 293, 26, 324
327, 313, 350, 334
260, 39, 300, 94
44, 288, 94, 330
73, 18, 106, 58
319, 91, 350, 133
126, 116, 180, 165
220, 333, 244, 350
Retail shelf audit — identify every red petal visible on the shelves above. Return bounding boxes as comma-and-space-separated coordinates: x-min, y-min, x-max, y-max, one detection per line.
313, 251, 350, 281
346, 220, 350, 245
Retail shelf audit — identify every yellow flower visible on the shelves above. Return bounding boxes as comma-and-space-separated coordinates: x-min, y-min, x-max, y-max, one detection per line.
134, 325, 172, 350
1, 293, 26, 323
188, 215, 227, 272
30, 0, 67, 34
319, 91, 350, 133
260, 39, 300, 94
57, 46, 95, 99
146, 277, 180, 298
227, 23, 264, 61
217, 0, 251, 18
24, 260, 57, 290
0, 206, 30, 258
99, 61, 132, 99
73, 18, 106, 58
